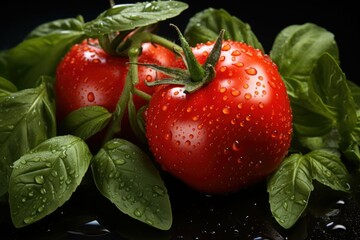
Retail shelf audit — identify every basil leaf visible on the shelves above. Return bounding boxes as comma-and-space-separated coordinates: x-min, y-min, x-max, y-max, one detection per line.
26, 17, 85, 39
267, 149, 350, 229
348, 81, 360, 109
91, 139, 172, 230
61, 106, 112, 140
270, 23, 339, 83
184, 8, 263, 51
0, 80, 56, 197
84, 1, 189, 37
9, 135, 92, 228
307, 150, 350, 191
0, 76, 17, 97
309, 53, 357, 135
6, 32, 84, 89
267, 153, 313, 229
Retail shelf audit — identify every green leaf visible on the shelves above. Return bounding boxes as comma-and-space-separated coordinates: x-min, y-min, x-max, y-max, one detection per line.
0, 80, 56, 197
267, 149, 351, 229
267, 153, 313, 229
290, 99, 334, 137
6, 32, 84, 89
8, 135, 92, 228
0, 76, 17, 97
184, 8, 264, 51
25, 17, 85, 39
307, 150, 350, 191
61, 106, 112, 140
309, 53, 357, 135
270, 23, 339, 83
91, 139, 172, 230
84, 1, 189, 37
348, 81, 360, 109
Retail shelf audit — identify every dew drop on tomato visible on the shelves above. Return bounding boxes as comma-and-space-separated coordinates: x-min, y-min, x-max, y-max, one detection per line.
164, 131, 172, 141
232, 140, 240, 151
87, 92, 95, 102
245, 67, 257, 75
244, 93, 252, 100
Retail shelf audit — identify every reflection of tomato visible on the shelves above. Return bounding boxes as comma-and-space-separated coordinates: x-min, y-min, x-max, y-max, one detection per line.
55, 38, 178, 143
145, 40, 293, 194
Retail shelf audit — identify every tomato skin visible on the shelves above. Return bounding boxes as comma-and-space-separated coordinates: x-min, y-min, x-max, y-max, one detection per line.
145, 40, 293, 194
55, 39, 178, 142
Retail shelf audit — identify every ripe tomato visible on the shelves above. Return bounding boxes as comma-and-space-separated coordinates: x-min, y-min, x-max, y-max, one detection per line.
145, 40, 293, 194
55, 38, 178, 143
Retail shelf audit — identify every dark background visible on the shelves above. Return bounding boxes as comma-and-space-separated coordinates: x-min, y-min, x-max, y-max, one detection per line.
0, 0, 358, 84
1, 1, 360, 239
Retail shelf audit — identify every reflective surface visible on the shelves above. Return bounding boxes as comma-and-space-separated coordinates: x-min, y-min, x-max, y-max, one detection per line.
2, 171, 360, 240
0, 1, 358, 240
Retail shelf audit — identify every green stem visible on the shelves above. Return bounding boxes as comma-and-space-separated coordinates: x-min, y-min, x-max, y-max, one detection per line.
102, 30, 183, 144
134, 88, 152, 101
102, 68, 133, 145
129, 31, 182, 57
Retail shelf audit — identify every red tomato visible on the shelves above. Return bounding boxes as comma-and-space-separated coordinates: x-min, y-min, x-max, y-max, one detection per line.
145, 40, 293, 194
55, 38, 178, 143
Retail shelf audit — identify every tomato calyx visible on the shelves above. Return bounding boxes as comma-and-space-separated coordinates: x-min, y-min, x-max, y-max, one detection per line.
142, 24, 225, 93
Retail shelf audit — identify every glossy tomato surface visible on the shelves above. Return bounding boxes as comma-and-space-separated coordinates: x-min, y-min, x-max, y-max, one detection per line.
145, 40, 293, 194
55, 39, 178, 121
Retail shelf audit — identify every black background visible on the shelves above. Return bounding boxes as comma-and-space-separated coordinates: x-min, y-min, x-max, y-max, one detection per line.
1, 1, 360, 240
0, 0, 358, 83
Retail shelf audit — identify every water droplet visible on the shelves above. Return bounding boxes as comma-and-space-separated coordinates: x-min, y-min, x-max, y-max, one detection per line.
146, 75, 153, 81
40, 188, 47, 194
152, 185, 165, 196
192, 115, 199, 121
220, 66, 227, 72
283, 202, 288, 210
232, 140, 240, 151
244, 93, 252, 100
222, 107, 230, 115
233, 62, 244, 68
219, 87, 227, 93
37, 205, 44, 213
231, 50, 241, 56
164, 131, 172, 140
161, 105, 167, 111
24, 217, 34, 224
268, 81, 276, 89
231, 89, 240, 96
222, 44, 231, 51
34, 175, 44, 184
245, 67, 257, 75
114, 159, 125, 165
271, 130, 278, 138
87, 92, 95, 102
134, 209, 143, 217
